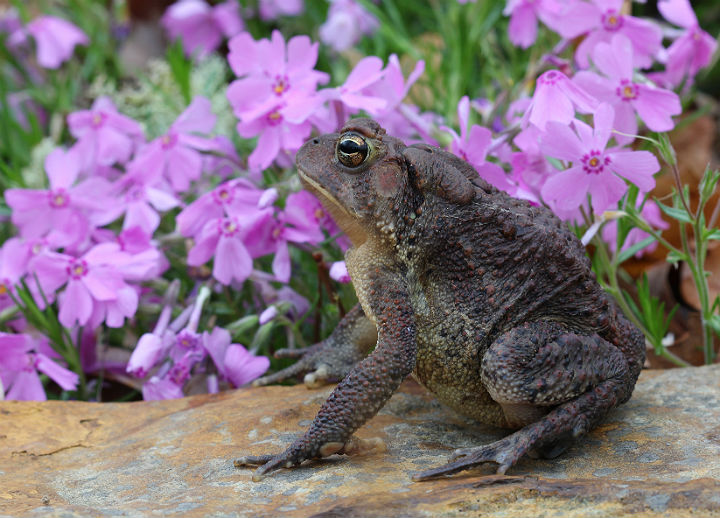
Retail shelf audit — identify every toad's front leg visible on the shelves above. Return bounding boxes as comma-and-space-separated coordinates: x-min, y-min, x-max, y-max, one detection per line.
236, 279, 416, 480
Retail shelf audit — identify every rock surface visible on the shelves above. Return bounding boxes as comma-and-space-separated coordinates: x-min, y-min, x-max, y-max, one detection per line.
2, 366, 720, 517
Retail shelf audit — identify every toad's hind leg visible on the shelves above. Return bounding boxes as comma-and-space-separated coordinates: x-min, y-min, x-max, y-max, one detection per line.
414, 321, 636, 480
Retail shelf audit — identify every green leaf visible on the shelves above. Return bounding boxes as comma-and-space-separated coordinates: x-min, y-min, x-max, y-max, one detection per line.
666, 250, 687, 265
704, 228, 720, 241
656, 200, 693, 224
166, 40, 192, 105
616, 236, 657, 264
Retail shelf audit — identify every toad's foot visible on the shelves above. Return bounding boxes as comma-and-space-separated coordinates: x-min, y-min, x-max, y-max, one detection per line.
253, 304, 376, 389
235, 436, 387, 481
411, 434, 525, 481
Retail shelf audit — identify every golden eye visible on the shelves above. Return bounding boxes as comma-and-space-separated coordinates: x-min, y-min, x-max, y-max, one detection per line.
337, 133, 369, 168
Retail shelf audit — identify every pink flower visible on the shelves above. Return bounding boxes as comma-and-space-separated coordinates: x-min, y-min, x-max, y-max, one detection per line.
5, 148, 117, 251
258, 0, 304, 20
142, 375, 185, 400
132, 96, 217, 192
552, 0, 662, 69
30, 243, 141, 328
0, 238, 32, 312
323, 56, 388, 118
574, 35, 681, 144
187, 210, 272, 285
329, 261, 351, 283
539, 104, 660, 217
227, 30, 329, 171
162, 0, 244, 58
658, 0, 718, 87
362, 55, 427, 142
203, 327, 269, 387
602, 199, 669, 258
250, 191, 326, 282
444, 97, 515, 193
68, 97, 144, 172
24, 15, 88, 69
504, 0, 563, 49
525, 70, 598, 130
176, 179, 267, 239
0, 333, 78, 401
319, 0, 378, 52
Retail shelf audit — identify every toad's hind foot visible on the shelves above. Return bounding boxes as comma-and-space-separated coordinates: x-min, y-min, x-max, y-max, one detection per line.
411, 434, 525, 481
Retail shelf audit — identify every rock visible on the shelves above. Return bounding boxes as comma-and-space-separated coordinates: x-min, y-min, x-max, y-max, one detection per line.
2, 366, 720, 517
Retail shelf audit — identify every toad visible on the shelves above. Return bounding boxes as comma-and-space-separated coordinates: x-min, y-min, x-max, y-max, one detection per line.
236, 118, 645, 481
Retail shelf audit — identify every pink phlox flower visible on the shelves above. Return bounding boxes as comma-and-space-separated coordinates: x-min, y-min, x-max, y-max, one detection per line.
443, 96, 515, 194
539, 103, 660, 218
227, 31, 329, 119
329, 261, 351, 283
68, 97, 144, 172
187, 208, 273, 285
550, 0, 662, 70
258, 0, 304, 20
574, 34, 682, 145
238, 113, 314, 173
323, 56, 389, 118
504, 0, 566, 49
112, 171, 180, 235
0, 333, 78, 400
361, 55, 428, 142
20, 15, 89, 69
227, 31, 328, 170
142, 373, 185, 400
5, 148, 117, 251
203, 327, 269, 387
29, 243, 139, 328
0, 237, 33, 311
161, 0, 244, 58
508, 126, 551, 203
255, 191, 327, 282
319, 0, 378, 52
176, 179, 268, 239
658, 0, 718, 87
132, 96, 217, 193
524, 69, 598, 131
602, 198, 668, 258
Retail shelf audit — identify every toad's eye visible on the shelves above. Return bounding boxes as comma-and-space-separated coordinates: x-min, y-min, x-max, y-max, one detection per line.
337, 133, 369, 168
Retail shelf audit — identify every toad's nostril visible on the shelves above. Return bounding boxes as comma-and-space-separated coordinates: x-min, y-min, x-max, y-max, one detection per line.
313, 138, 320, 144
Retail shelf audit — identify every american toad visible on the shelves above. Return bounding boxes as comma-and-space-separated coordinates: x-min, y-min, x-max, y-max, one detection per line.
237, 118, 645, 480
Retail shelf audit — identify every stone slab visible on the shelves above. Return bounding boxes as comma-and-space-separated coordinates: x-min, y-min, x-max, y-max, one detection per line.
1, 366, 720, 517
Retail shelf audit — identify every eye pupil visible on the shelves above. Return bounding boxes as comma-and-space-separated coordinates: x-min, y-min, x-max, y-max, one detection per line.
339, 139, 365, 154
337, 133, 369, 168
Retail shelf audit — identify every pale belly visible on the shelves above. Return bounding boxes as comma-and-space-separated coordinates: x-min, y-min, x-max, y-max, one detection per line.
412, 320, 508, 428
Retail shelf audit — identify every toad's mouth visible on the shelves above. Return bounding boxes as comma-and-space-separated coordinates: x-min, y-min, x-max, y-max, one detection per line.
297, 167, 368, 246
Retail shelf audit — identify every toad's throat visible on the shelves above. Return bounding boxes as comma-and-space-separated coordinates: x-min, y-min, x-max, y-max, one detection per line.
297, 167, 368, 246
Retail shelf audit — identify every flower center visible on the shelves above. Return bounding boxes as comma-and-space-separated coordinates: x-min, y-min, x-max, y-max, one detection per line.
161, 132, 178, 150
212, 186, 235, 206
266, 110, 283, 126
91, 112, 106, 128
314, 208, 325, 221
67, 259, 89, 279
0, 279, 9, 297
538, 70, 561, 86
581, 150, 611, 175
616, 79, 639, 101
48, 188, 70, 209
125, 183, 145, 202
168, 361, 191, 385
272, 75, 290, 96
176, 330, 200, 350
602, 10, 624, 31
218, 217, 240, 237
